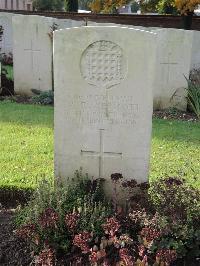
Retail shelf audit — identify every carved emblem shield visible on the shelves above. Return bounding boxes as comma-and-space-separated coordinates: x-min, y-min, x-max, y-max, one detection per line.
80, 41, 126, 89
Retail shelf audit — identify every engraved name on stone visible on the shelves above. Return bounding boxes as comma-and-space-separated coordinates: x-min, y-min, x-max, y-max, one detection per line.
80, 40, 127, 88
65, 95, 139, 126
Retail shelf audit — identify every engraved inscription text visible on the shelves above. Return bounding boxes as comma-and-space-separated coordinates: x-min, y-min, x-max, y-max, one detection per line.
65, 95, 138, 127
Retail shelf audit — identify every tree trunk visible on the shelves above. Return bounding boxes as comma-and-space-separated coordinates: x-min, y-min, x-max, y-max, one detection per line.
67, 0, 78, 12
181, 12, 193, 30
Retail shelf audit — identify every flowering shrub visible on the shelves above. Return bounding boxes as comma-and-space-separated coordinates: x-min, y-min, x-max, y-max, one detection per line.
15, 174, 200, 265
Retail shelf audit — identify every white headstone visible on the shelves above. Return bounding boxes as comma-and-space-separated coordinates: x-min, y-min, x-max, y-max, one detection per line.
13, 15, 85, 95
54, 26, 157, 186
191, 30, 200, 70
0, 12, 13, 55
153, 29, 193, 111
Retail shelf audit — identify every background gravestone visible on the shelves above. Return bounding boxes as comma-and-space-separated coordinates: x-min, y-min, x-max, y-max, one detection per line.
54, 26, 157, 185
191, 30, 200, 70
13, 15, 85, 95
0, 12, 13, 55
153, 29, 193, 111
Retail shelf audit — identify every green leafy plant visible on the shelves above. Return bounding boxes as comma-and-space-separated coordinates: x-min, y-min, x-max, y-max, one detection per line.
149, 177, 200, 260
31, 89, 54, 105
15, 174, 200, 265
15, 171, 112, 261
157, 0, 177, 14
185, 78, 200, 119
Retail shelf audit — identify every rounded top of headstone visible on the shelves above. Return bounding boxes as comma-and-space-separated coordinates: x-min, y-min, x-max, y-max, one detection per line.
80, 40, 127, 89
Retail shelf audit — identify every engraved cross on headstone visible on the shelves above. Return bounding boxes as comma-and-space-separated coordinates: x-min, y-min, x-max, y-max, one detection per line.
24, 40, 40, 70
160, 52, 178, 83
81, 129, 122, 178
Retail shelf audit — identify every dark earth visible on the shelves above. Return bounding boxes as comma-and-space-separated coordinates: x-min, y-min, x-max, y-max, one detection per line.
0, 209, 32, 266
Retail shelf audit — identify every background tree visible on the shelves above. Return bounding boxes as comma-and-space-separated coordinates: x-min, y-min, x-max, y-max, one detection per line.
33, 0, 64, 11
131, 1, 140, 12
139, 0, 159, 13
157, 0, 177, 14
174, 0, 200, 15
90, 0, 130, 13
79, 0, 93, 10
66, 0, 79, 11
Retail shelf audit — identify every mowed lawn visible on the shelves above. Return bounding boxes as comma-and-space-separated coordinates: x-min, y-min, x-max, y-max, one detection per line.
0, 101, 199, 190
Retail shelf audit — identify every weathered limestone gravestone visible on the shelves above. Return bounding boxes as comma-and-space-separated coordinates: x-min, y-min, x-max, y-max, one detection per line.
0, 12, 13, 55
54, 26, 157, 184
13, 15, 85, 95
191, 30, 200, 70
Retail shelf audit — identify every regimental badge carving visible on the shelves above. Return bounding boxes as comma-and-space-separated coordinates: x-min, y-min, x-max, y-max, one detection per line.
80, 41, 127, 89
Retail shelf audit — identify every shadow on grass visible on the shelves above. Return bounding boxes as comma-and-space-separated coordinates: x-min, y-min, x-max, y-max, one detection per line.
0, 102, 53, 128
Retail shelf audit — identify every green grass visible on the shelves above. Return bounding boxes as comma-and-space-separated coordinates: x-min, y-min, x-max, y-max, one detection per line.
0, 101, 54, 189
151, 119, 200, 187
0, 101, 199, 190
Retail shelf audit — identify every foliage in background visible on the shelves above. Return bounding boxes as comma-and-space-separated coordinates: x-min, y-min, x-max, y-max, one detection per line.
79, 0, 93, 10
31, 89, 54, 105
139, 0, 159, 13
15, 175, 200, 265
174, 0, 200, 15
131, 1, 140, 12
33, 0, 65, 11
157, 0, 177, 14
0, 52, 13, 65
136, 0, 200, 14
90, 0, 129, 13
66, 0, 79, 11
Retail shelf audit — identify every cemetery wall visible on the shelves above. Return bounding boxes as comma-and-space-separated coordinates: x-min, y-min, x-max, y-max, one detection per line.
1, 10, 200, 31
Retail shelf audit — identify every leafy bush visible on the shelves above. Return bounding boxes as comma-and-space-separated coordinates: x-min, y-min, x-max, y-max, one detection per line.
186, 78, 200, 119
31, 89, 54, 105
15, 171, 112, 262
0, 52, 13, 65
157, 0, 178, 14
149, 177, 200, 260
15, 174, 200, 265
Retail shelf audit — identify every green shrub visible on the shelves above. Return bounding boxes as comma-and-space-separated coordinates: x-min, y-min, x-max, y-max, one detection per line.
15, 174, 200, 265
186, 79, 200, 119
31, 89, 54, 105
15, 171, 112, 256
149, 177, 200, 259
157, 0, 178, 14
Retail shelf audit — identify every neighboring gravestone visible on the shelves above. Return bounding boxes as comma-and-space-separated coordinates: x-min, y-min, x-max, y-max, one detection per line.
153, 29, 193, 111
54, 26, 157, 185
0, 12, 13, 55
191, 30, 200, 70
13, 15, 85, 95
